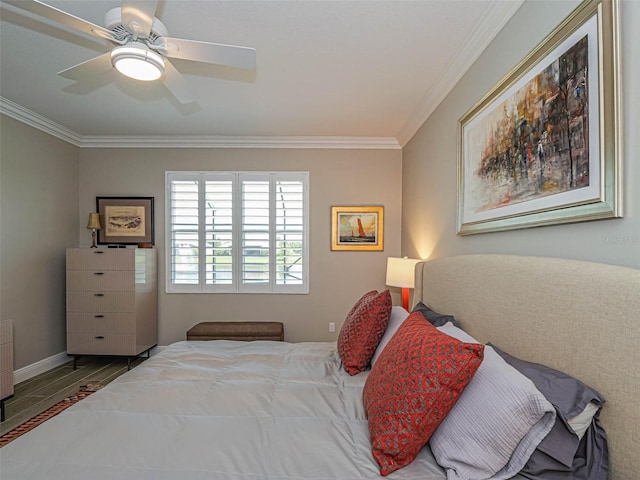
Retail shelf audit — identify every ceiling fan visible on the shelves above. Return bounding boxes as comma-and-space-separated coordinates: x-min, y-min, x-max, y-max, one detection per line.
7, 0, 257, 104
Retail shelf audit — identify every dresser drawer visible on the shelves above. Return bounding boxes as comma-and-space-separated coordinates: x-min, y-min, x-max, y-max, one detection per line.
67, 292, 135, 313
66, 249, 134, 271
67, 312, 136, 335
67, 334, 136, 356
0, 320, 12, 345
67, 270, 135, 292
0, 342, 12, 374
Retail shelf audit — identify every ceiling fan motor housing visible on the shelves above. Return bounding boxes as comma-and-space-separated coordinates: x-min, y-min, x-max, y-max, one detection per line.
104, 7, 168, 44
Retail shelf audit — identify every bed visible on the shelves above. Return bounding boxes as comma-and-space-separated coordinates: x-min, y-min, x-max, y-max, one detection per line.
0, 254, 638, 480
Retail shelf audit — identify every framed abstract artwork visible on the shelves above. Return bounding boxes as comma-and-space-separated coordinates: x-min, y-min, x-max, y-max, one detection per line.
331, 206, 384, 251
457, 0, 622, 235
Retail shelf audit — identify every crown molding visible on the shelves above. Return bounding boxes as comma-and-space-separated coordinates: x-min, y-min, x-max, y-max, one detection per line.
0, 97, 82, 146
1, 97, 400, 150
79, 135, 401, 149
395, 0, 524, 147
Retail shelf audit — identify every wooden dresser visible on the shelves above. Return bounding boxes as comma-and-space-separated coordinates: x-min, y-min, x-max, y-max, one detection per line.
1, 319, 14, 422
66, 248, 157, 367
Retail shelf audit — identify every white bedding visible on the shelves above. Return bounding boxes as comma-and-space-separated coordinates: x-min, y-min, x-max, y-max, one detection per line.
1, 340, 453, 480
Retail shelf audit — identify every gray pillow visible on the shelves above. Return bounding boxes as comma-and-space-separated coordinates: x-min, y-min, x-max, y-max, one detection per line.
370, 306, 409, 367
411, 302, 460, 327
429, 324, 556, 480
489, 344, 608, 480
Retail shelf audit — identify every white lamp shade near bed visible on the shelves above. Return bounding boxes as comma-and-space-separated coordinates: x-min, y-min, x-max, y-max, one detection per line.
386, 257, 420, 310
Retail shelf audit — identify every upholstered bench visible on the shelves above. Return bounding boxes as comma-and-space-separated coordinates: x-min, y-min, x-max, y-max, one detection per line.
186, 322, 284, 342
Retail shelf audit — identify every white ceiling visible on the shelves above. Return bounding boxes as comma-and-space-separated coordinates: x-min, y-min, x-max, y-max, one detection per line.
0, 1, 523, 148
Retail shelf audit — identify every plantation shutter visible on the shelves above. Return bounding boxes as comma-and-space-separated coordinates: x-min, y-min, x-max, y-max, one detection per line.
204, 178, 234, 286
275, 179, 305, 286
166, 171, 308, 293
239, 176, 271, 290
169, 174, 200, 285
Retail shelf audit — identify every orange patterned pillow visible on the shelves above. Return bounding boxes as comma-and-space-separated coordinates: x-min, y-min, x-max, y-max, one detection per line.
363, 312, 484, 475
338, 290, 392, 375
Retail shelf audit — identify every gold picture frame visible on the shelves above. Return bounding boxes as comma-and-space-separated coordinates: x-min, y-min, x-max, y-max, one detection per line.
457, 0, 622, 235
331, 206, 384, 251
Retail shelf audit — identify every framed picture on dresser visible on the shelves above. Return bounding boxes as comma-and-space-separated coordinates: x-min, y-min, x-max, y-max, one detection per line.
96, 196, 155, 245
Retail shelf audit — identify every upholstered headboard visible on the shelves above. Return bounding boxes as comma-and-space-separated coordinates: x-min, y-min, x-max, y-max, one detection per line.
414, 254, 639, 480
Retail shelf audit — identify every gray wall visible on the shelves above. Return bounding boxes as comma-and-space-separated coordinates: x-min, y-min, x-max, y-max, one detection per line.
78, 147, 403, 345
1, 124, 402, 366
402, 0, 640, 269
0, 115, 79, 370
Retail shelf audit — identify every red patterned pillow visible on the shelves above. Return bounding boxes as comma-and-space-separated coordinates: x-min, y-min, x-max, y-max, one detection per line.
338, 290, 392, 375
363, 312, 484, 475
345, 290, 378, 320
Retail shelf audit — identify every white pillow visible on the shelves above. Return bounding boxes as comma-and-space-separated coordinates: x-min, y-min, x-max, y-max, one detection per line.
568, 401, 600, 439
369, 306, 409, 367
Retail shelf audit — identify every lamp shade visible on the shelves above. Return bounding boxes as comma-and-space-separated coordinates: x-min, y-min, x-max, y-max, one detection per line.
385, 257, 420, 288
86, 213, 101, 230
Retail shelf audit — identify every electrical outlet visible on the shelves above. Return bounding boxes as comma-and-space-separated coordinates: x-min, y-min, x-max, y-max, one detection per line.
329, 322, 336, 332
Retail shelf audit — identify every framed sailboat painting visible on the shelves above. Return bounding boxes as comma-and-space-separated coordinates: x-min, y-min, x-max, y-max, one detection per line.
331, 206, 384, 251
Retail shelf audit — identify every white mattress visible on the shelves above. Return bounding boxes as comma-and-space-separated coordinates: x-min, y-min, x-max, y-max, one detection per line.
0, 340, 451, 480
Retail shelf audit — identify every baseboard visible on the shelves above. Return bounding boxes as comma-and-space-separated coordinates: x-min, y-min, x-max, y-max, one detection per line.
13, 347, 165, 385
13, 351, 69, 385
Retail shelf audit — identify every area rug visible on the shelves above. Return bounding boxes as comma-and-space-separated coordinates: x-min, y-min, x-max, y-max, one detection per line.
0, 384, 102, 448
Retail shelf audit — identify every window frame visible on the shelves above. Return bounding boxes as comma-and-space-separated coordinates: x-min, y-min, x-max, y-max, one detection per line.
165, 171, 309, 294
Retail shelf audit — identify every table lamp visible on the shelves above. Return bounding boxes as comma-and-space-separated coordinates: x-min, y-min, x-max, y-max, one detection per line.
87, 213, 101, 248
386, 257, 420, 310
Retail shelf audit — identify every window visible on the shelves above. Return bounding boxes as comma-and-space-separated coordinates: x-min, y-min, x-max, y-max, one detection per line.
166, 171, 309, 293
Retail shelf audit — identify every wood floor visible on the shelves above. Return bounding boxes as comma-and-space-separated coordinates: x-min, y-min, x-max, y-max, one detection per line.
1, 355, 146, 436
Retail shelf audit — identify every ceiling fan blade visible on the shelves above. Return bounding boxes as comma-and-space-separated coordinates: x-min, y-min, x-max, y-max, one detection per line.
163, 60, 197, 105
5, 0, 116, 42
157, 37, 256, 70
121, 0, 158, 38
58, 52, 113, 82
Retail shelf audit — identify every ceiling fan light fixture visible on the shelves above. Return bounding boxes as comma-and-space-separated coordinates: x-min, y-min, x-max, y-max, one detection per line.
111, 45, 165, 81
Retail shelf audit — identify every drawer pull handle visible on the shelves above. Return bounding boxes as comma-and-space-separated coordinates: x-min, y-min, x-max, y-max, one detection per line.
94, 293, 104, 297
94, 336, 105, 339
94, 251, 104, 254
94, 315, 104, 318
94, 272, 105, 276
